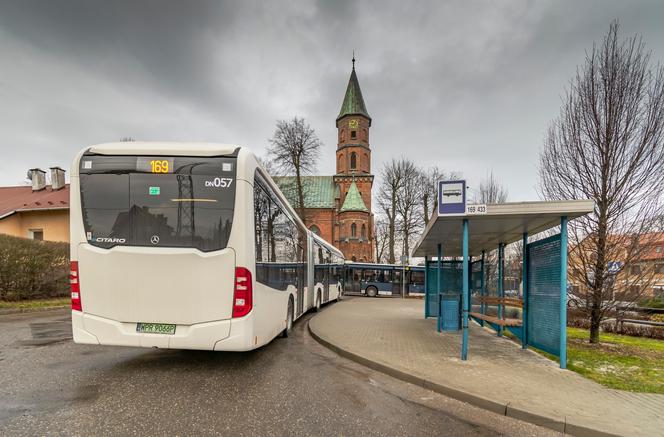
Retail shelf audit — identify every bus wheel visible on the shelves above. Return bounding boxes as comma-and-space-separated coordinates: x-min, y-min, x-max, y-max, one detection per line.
314, 291, 321, 312
281, 299, 293, 338
366, 286, 378, 298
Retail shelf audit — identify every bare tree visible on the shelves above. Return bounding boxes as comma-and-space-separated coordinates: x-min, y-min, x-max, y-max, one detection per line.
474, 172, 509, 293
396, 159, 422, 259
477, 170, 508, 204
539, 21, 664, 343
378, 159, 404, 263
374, 218, 390, 263
267, 117, 322, 224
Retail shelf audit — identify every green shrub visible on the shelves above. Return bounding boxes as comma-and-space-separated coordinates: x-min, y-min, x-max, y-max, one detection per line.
639, 297, 664, 309
0, 234, 69, 300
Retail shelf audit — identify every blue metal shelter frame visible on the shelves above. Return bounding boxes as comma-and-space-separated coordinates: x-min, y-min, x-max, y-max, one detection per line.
422, 216, 570, 369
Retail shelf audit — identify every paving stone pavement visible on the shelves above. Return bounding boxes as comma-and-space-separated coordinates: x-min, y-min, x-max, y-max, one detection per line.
310, 297, 664, 437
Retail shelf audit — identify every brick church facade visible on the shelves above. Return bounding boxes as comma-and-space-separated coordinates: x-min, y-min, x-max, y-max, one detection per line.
275, 59, 375, 262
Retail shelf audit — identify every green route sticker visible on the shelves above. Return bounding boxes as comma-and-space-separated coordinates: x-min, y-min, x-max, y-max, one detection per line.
149, 186, 160, 195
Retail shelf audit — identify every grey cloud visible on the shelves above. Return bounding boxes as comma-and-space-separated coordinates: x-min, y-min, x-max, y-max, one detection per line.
1, 0, 663, 201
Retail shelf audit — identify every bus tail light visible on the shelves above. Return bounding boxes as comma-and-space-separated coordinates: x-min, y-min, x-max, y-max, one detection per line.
70, 261, 82, 311
233, 267, 252, 318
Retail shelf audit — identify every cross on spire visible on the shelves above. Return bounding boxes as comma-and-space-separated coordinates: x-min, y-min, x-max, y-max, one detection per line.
352, 50, 355, 70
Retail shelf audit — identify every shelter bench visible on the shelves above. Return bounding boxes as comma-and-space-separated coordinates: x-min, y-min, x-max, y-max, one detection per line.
470, 296, 524, 327
468, 312, 522, 327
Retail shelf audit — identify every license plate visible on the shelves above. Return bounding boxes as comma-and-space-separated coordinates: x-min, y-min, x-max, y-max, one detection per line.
136, 322, 176, 335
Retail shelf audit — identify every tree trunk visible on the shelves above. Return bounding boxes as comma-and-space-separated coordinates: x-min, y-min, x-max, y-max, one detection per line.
295, 165, 306, 226
589, 205, 608, 344
387, 208, 395, 264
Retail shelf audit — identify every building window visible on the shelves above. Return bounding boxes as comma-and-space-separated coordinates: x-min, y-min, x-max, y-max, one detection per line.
655, 264, 664, 274
361, 224, 366, 239
630, 265, 642, 275
352, 256, 357, 262
351, 223, 357, 238
350, 152, 357, 169
310, 225, 321, 236
29, 229, 44, 241
656, 246, 662, 253
351, 130, 356, 139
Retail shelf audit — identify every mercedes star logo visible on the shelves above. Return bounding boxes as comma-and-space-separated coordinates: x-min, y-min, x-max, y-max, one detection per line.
150, 235, 160, 245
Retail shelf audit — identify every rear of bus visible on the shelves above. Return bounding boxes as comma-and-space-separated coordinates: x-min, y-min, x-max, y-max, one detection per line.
70, 143, 256, 351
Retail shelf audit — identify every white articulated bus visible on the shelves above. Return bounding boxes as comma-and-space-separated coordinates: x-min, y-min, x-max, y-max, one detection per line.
70, 142, 343, 351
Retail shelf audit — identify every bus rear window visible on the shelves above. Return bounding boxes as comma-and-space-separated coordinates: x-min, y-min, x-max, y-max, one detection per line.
79, 155, 236, 251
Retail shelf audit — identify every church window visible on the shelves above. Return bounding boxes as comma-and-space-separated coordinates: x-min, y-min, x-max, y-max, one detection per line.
310, 225, 321, 236
352, 256, 357, 262
350, 152, 357, 169
351, 223, 357, 238
361, 224, 366, 239
351, 130, 357, 139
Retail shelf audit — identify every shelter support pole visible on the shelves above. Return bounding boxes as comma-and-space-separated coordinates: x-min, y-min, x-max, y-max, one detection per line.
424, 255, 429, 318
498, 242, 505, 337
437, 244, 442, 332
521, 232, 528, 349
560, 216, 568, 369
461, 219, 469, 361
480, 250, 486, 327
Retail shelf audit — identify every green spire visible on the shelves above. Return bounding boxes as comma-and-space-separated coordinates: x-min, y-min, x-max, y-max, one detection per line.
340, 181, 369, 212
337, 56, 371, 123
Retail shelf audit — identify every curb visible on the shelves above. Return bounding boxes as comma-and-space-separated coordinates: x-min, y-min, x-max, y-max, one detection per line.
0, 305, 68, 316
308, 317, 621, 437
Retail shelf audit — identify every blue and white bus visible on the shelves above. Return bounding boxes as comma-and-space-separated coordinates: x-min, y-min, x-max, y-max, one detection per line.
344, 263, 425, 297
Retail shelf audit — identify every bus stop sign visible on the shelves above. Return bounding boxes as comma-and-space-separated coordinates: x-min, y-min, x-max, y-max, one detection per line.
438, 180, 466, 215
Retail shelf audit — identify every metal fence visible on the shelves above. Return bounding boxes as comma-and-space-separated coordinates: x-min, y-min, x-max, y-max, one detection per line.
526, 234, 562, 356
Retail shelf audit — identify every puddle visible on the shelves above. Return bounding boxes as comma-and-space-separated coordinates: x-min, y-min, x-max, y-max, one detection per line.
18, 317, 72, 347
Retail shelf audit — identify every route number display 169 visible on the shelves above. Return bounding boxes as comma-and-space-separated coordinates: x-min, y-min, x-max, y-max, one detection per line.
466, 204, 487, 215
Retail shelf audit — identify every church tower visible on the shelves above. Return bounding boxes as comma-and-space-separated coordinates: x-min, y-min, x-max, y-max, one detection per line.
334, 56, 374, 262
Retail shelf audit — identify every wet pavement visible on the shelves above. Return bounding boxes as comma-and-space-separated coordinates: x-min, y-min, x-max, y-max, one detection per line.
0, 306, 554, 436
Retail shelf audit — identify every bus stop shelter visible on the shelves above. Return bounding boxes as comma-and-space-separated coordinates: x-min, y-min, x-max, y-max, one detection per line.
411, 199, 593, 368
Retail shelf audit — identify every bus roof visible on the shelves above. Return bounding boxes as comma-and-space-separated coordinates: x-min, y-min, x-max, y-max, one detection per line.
87, 142, 241, 156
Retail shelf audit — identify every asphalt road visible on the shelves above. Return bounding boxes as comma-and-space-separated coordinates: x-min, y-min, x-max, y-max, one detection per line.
0, 305, 555, 436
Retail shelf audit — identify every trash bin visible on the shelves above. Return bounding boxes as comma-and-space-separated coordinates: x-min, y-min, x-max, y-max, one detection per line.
438, 293, 461, 332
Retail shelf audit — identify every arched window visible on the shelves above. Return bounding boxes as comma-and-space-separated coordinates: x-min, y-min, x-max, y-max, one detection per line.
350, 152, 357, 169
309, 225, 321, 236
352, 256, 357, 262
361, 224, 366, 239
351, 223, 357, 238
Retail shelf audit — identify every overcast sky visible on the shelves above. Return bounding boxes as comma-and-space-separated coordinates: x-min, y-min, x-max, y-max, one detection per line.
1, 0, 663, 201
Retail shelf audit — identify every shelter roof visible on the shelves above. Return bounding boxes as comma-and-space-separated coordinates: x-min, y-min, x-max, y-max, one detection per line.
412, 200, 594, 257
